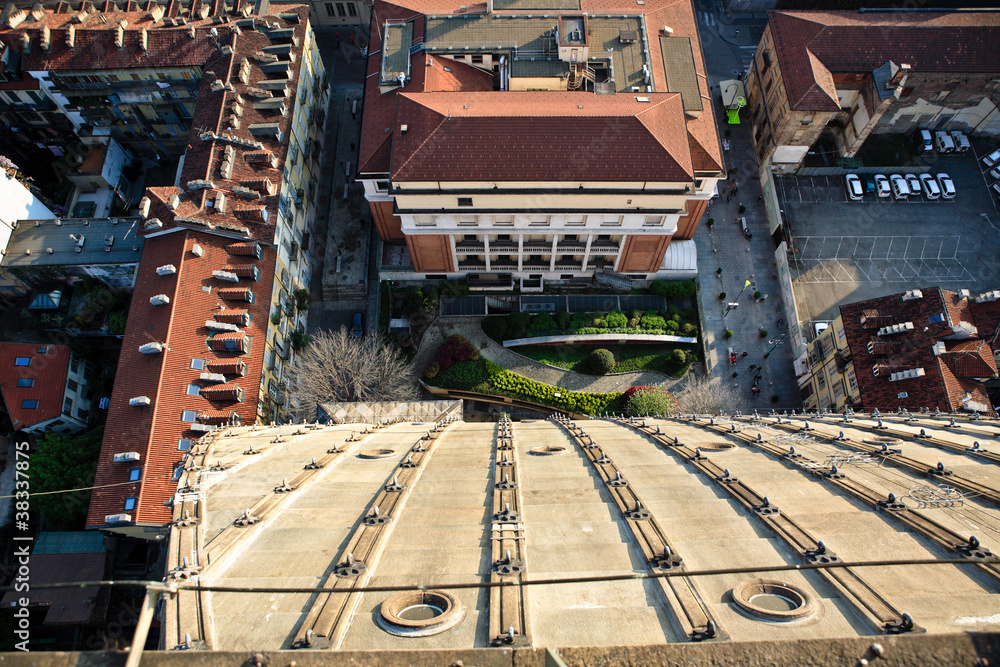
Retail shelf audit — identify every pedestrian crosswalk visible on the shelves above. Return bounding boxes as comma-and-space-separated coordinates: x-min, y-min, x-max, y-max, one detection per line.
698, 11, 716, 27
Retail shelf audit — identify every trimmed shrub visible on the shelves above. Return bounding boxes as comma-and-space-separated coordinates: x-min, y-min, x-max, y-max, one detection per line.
650, 280, 696, 300
554, 311, 571, 329
570, 312, 591, 329
432, 334, 479, 371
754, 290, 762, 299
771, 395, 780, 403
671, 349, 687, 365
666, 304, 680, 318
625, 386, 676, 417
402, 286, 423, 316
725, 329, 734, 338
482, 316, 507, 341
738, 204, 747, 214
423, 361, 441, 380
719, 292, 727, 300
508, 311, 531, 339
589, 348, 616, 374
640, 312, 667, 330
604, 311, 628, 329
532, 312, 556, 332
681, 322, 698, 336
760, 329, 768, 338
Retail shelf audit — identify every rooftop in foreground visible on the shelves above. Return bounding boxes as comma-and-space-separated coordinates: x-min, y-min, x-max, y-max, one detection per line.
162, 409, 1000, 652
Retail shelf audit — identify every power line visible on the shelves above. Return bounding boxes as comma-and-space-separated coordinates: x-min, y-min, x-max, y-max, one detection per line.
1, 557, 994, 596
0, 470, 180, 500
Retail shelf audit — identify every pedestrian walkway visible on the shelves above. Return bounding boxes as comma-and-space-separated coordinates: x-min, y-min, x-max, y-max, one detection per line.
693, 111, 801, 412
410, 317, 694, 395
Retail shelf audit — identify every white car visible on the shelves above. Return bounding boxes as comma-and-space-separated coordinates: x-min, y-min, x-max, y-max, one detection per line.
874, 174, 890, 198
890, 175, 909, 200
904, 174, 921, 196
845, 174, 863, 200
985, 149, 1000, 167
919, 174, 940, 199
936, 174, 956, 199
990, 168, 1000, 182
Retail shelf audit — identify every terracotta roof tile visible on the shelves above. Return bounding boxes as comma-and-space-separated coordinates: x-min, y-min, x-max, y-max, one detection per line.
0, 343, 71, 431
767, 10, 1000, 112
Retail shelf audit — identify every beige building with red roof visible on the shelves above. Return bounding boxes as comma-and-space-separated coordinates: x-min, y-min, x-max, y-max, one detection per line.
745, 10, 1000, 172
0, 1, 328, 534
359, 0, 724, 287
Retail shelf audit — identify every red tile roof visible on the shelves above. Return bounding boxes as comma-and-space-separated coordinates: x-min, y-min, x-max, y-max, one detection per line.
423, 54, 494, 92
0, 343, 71, 431
86, 231, 275, 527
767, 10, 1000, 112
390, 91, 692, 182
360, 0, 722, 177
839, 287, 997, 415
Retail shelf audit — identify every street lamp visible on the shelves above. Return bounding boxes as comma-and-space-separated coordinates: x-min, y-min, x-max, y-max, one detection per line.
763, 334, 787, 358
724, 279, 752, 318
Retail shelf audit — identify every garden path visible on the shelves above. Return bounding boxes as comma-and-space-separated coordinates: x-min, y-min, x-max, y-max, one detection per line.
411, 317, 695, 395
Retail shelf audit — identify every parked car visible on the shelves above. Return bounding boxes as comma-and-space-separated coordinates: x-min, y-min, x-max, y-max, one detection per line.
990, 168, 1000, 182
936, 173, 956, 199
919, 174, 940, 199
914, 129, 933, 153
890, 175, 909, 200
950, 131, 970, 153
845, 174, 864, 200
993, 183, 1000, 199
934, 131, 955, 154
352, 311, 364, 337
905, 174, 921, 196
984, 149, 1000, 167
874, 174, 891, 198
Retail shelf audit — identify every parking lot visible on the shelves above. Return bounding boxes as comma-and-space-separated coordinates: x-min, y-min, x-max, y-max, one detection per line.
779, 143, 1000, 332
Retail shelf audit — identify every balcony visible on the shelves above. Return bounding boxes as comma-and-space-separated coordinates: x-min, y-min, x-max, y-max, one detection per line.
468, 273, 514, 290
522, 258, 550, 270
458, 260, 487, 271
556, 241, 587, 251
523, 240, 553, 251
489, 240, 519, 251
491, 259, 518, 270
590, 240, 620, 251
835, 349, 853, 371
554, 260, 584, 271
455, 240, 485, 252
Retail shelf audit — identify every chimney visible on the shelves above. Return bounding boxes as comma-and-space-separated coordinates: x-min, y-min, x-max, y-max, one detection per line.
19, 31, 30, 53
889, 63, 910, 88
6, 9, 27, 28
140, 27, 148, 51
115, 19, 127, 48
486, 0, 492, 12
66, 24, 76, 48
41, 24, 51, 51
148, 2, 163, 21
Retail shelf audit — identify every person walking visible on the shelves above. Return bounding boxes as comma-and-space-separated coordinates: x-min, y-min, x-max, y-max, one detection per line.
741, 351, 749, 358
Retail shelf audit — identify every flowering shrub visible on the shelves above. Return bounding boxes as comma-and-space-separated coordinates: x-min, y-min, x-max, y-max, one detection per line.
624, 386, 676, 417
429, 334, 479, 372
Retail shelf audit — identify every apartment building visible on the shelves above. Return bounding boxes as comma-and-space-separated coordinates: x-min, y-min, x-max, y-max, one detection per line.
360, 0, 723, 287
0, 1, 327, 533
0, 342, 93, 434
796, 288, 1000, 415
745, 11, 1000, 173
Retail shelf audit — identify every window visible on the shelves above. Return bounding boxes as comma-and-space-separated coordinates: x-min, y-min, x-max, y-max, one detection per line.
566, 217, 586, 226
415, 215, 435, 226
124, 497, 137, 511
335, 2, 346, 15
178, 438, 192, 451
187, 384, 201, 397
76, 408, 89, 420
325, 2, 334, 15
15, 357, 30, 366
173, 464, 184, 480
644, 215, 663, 226
347, 2, 357, 16
22, 399, 38, 409
191, 359, 206, 370
457, 197, 473, 207
181, 410, 198, 422
530, 218, 549, 226
17, 378, 33, 388
128, 467, 142, 482
37, 347, 47, 353
847, 372, 858, 393
494, 216, 513, 226
471, 54, 483, 64
71, 356, 80, 373
816, 372, 826, 391
375, 181, 390, 192
928, 313, 946, 324
458, 218, 477, 226
67, 379, 79, 392
601, 216, 622, 227
836, 326, 846, 342
63, 397, 73, 415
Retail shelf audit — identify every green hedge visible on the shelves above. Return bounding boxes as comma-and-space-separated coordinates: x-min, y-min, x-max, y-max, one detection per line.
432, 358, 620, 416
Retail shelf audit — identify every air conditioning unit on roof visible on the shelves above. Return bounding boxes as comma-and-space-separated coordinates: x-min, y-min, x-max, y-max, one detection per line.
105, 513, 132, 524
129, 396, 151, 407
156, 264, 177, 276
139, 342, 164, 355
113, 451, 141, 462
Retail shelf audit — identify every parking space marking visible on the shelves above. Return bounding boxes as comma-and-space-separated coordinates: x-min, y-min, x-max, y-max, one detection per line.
789, 235, 974, 284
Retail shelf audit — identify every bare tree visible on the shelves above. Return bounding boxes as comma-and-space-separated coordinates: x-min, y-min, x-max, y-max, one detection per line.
287, 327, 417, 419
674, 373, 741, 415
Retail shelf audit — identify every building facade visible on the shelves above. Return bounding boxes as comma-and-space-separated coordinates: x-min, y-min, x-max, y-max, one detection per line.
745, 11, 1000, 173
795, 316, 860, 413
359, 0, 724, 287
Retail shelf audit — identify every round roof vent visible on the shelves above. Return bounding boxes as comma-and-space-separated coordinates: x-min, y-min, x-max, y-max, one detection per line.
378, 590, 465, 637
732, 578, 819, 622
